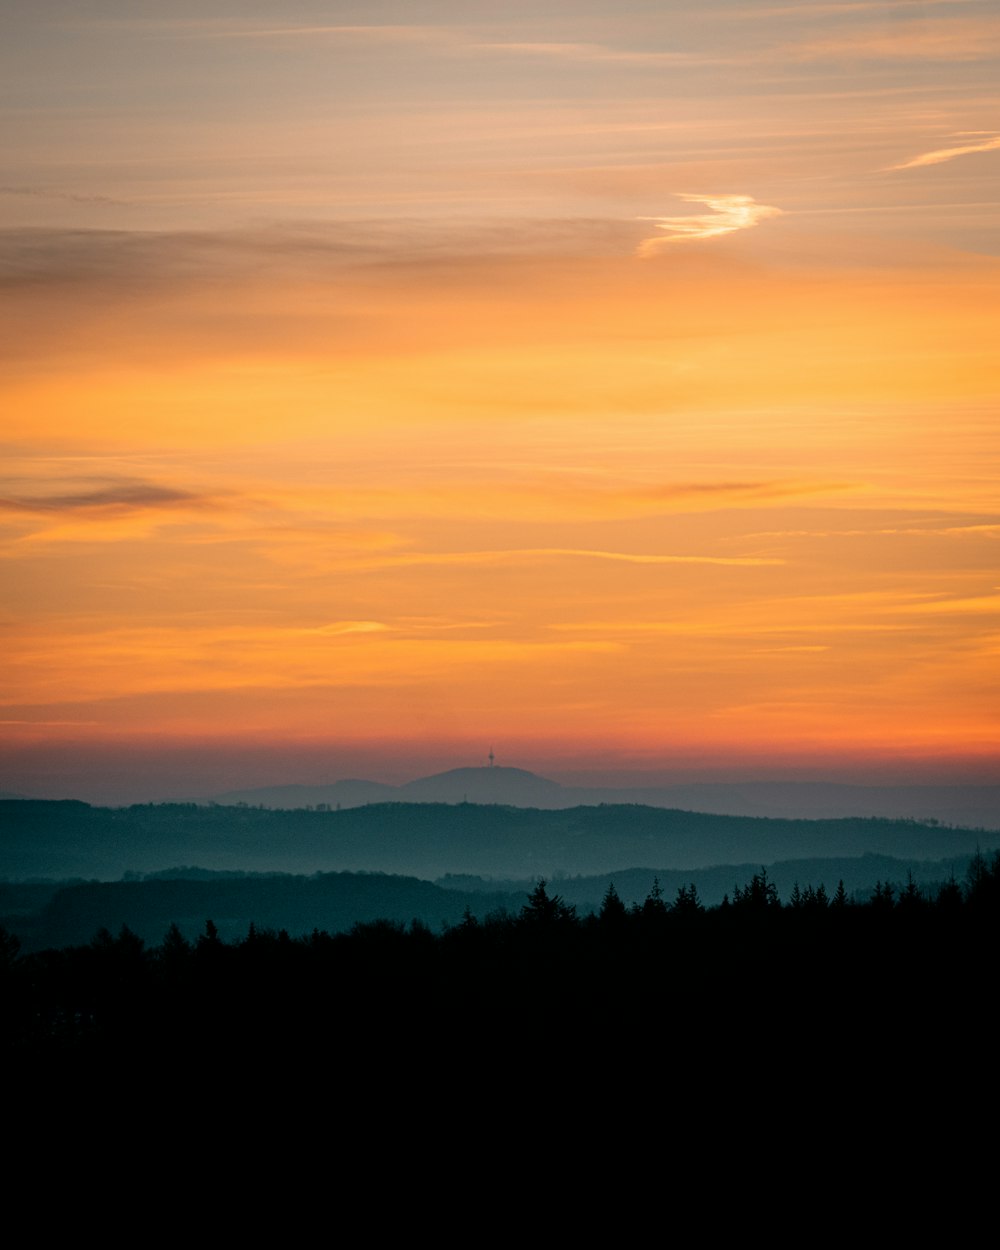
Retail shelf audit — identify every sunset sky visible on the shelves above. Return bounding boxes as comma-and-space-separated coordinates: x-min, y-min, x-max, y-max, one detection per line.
2, 1, 999, 801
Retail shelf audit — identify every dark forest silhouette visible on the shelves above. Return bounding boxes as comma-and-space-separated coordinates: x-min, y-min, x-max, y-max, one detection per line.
4, 851, 997, 1066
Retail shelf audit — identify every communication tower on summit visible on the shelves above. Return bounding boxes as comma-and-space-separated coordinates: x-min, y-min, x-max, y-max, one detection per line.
488, 746, 495, 768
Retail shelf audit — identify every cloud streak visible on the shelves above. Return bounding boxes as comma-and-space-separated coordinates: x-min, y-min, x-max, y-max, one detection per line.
469, 40, 729, 67
636, 194, 782, 255
0, 185, 133, 207
741, 521, 1000, 539
888, 133, 1000, 171
787, 17, 1000, 63
0, 219, 643, 292
336, 548, 785, 571
0, 478, 208, 515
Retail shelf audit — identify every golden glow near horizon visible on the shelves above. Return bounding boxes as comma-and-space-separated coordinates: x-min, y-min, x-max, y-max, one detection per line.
2, 1, 999, 786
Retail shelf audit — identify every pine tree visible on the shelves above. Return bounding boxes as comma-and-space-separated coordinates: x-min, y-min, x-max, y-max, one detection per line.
521, 879, 576, 926
898, 871, 926, 912
641, 877, 669, 919
673, 883, 704, 914
599, 882, 628, 925
936, 875, 963, 912
871, 880, 895, 910
733, 868, 780, 910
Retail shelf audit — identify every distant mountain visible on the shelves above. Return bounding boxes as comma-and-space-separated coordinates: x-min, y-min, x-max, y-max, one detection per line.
206, 767, 1000, 830
212, 766, 559, 810
2, 869, 516, 952
2, 797, 996, 882
587, 781, 1000, 828
398, 766, 562, 804
210, 778, 397, 808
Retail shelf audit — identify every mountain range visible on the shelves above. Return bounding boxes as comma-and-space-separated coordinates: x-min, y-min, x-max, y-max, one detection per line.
8, 790, 995, 884
209, 764, 1000, 829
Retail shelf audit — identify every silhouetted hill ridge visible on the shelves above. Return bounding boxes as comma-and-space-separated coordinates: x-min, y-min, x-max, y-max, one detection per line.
2, 797, 996, 882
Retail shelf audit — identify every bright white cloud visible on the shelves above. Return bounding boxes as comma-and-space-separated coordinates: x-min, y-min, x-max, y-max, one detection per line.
636, 194, 782, 255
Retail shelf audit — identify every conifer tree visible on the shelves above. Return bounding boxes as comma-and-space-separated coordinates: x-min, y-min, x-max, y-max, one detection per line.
599, 882, 628, 925
673, 883, 704, 914
641, 877, 669, 919
521, 879, 576, 926
733, 868, 780, 910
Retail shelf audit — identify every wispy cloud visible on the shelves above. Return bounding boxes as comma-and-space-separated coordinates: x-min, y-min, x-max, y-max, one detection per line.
0, 185, 133, 207
203, 24, 436, 41
56, 18, 448, 44
741, 521, 1000, 539
140, 12, 1000, 71
549, 618, 916, 638
336, 548, 785, 571
894, 593, 1000, 616
888, 133, 1000, 171
469, 40, 728, 67
0, 476, 225, 550
305, 621, 389, 636
0, 478, 208, 515
60, 20, 719, 64
787, 17, 1000, 62
0, 219, 640, 291
636, 194, 782, 255
737, 1, 977, 15
1, 624, 624, 706
0, 719, 101, 726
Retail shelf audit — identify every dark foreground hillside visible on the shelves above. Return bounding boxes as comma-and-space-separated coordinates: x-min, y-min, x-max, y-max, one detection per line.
4, 854, 998, 1091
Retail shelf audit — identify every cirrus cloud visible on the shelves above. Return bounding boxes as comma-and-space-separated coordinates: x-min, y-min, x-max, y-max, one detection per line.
887, 133, 1000, 172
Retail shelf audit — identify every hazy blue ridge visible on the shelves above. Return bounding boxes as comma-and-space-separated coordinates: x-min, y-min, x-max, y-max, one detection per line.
203, 766, 1000, 829
3, 798, 997, 883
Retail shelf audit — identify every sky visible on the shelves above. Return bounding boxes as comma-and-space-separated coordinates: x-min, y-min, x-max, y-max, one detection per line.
2, 1, 999, 801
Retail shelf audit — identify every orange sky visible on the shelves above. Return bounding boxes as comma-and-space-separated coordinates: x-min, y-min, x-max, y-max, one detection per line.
2, 2, 999, 798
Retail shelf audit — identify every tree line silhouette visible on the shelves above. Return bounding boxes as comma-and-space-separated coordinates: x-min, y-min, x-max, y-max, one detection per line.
3, 851, 997, 1070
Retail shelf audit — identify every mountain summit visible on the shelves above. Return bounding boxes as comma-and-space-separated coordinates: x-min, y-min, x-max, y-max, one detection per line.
397, 766, 562, 804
